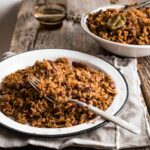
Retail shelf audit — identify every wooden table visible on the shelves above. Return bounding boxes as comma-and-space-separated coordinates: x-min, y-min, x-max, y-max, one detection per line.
2, 0, 150, 150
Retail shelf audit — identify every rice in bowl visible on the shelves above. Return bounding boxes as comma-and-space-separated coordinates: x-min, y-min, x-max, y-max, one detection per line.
0, 58, 116, 128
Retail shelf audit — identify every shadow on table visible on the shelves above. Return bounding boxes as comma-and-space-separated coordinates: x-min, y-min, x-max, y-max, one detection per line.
0, 0, 22, 59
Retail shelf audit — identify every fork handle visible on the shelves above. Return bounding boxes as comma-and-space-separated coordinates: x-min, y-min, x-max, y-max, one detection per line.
135, 0, 150, 9
70, 99, 141, 134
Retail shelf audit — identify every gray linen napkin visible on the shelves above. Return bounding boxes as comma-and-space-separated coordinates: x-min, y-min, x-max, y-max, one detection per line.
0, 52, 150, 149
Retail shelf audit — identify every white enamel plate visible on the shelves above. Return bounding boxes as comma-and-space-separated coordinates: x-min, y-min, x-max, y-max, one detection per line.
0, 49, 128, 137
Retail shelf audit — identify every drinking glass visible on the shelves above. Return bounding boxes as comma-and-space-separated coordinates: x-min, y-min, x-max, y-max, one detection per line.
34, 0, 67, 26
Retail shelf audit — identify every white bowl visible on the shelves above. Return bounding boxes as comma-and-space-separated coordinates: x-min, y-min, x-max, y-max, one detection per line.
81, 4, 150, 57
0, 49, 128, 137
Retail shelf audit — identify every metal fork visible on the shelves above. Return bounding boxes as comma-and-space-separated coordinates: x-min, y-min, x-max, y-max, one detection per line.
125, 0, 150, 10
106, 0, 150, 30
29, 75, 141, 134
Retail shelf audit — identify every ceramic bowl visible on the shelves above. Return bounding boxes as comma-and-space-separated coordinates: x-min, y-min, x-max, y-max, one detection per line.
0, 49, 128, 137
81, 4, 150, 57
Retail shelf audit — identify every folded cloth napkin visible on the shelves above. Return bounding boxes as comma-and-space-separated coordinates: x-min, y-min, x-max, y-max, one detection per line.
0, 52, 150, 149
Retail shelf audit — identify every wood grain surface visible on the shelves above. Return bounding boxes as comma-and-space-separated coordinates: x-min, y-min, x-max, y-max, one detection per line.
3, 0, 150, 149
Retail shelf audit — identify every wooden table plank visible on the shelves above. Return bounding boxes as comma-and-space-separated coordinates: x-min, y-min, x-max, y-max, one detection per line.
10, 0, 39, 52
138, 57, 150, 114
6, 0, 150, 150
10, 0, 110, 55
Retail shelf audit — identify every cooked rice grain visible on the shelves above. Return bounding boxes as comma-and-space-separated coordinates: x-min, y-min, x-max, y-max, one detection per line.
0, 58, 116, 128
87, 7, 150, 45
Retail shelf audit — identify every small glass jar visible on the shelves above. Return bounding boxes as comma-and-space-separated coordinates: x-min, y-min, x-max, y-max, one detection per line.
34, 0, 67, 27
